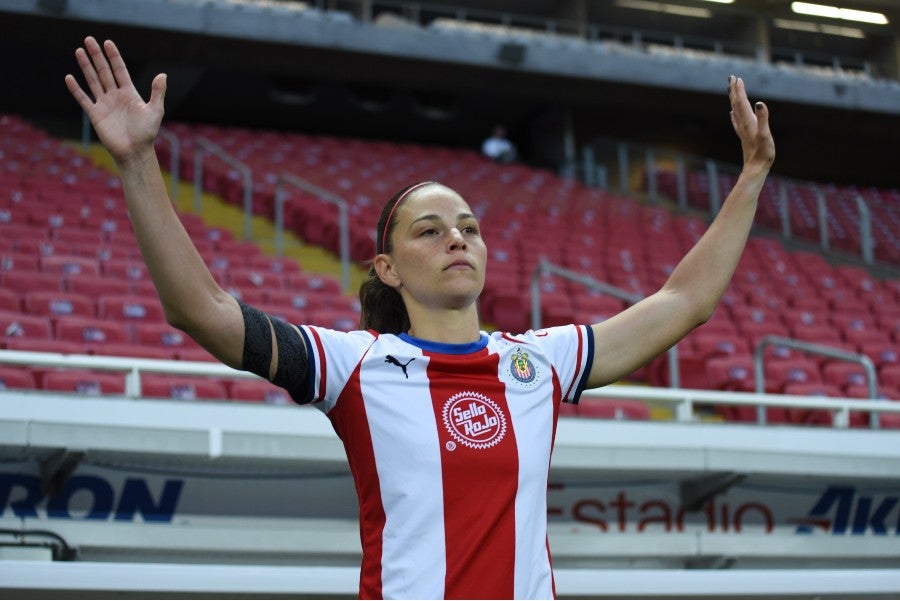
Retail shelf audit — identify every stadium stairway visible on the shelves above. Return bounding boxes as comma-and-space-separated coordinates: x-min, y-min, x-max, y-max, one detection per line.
81, 141, 370, 295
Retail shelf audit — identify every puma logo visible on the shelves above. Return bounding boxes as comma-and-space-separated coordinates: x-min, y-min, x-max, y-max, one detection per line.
385, 355, 415, 379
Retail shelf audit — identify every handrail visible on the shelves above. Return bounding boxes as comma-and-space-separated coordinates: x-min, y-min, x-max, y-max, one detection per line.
274, 173, 351, 292
156, 127, 181, 202
853, 192, 874, 265
753, 335, 881, 428
531, 259, 681, 389
0, 350, 260, 399
193, 137, 254, 241
4, 350, 899, 429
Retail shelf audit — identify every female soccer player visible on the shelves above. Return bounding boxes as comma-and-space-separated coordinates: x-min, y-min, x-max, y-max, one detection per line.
66, 36, 774, 599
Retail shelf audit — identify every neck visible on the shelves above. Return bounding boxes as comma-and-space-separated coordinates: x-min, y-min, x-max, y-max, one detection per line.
406, 305, 482, 344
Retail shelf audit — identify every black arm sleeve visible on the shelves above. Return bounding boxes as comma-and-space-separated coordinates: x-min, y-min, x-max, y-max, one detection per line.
239, 301, 310, 404
271, 318, 311, 404
239, 300, 272, 378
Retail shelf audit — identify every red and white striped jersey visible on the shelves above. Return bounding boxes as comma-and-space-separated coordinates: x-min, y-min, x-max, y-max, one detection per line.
295, 325, 594, 599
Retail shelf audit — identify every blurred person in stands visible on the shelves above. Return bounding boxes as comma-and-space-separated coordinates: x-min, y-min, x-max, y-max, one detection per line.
67, 37, 774, 599
481, 123, 517, 163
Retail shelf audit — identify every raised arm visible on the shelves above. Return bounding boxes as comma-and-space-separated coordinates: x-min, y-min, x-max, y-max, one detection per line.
585, 75, 775, 388
65, 37, 253, 371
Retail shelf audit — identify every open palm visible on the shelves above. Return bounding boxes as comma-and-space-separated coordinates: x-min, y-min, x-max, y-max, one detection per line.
65, 37, 167, 166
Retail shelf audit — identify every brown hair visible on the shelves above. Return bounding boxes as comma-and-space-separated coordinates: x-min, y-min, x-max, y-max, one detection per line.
358, 181, 435, 333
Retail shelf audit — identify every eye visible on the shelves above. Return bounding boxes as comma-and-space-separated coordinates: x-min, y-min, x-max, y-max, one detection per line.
461, 224, 480, 235
419, 227, 439, 237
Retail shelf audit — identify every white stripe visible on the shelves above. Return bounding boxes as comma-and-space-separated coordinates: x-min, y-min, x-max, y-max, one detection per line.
504, 355, 556, 599
361, 340, 446, 598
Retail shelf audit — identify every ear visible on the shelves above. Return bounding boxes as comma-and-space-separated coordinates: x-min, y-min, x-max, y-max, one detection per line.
374, 253, 401, 289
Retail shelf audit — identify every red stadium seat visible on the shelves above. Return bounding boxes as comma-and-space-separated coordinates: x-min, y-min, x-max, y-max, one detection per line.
140, 374, 228, 401
0, 366, 36, 390
0, 288, 19, 312
2, 270, 65, 294
65, 274, 133, 297
55, 316, 131, 346
578, 398, 651, 420
86, 343, 173, 360
0, 310, 52, 340
763, 357, 823, 393
40, 255, 100, 277
97, 294, 165, 322
134, 322, 200, 350
705, 355, 756, 392
3, 337, 83, 354
43, 369, 126, 396
22, 290, 96, 320
229, 379, 292, 404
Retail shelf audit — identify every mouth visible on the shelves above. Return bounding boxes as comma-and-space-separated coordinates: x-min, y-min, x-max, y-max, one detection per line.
444, 260, 473, 271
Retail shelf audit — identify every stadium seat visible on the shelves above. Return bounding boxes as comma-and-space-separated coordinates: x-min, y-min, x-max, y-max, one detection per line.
86, 342, 173, 360
2, 270, 65, 293
705, 355, 756, 392
0, 366, 36, 390
140, 374, 228, 401
3, 337, 83, 355
881, 364, 900, 389
42, 369, 126, 396
0, 288, 19, 312
97, 294, 166, 323
0, 310, 52, 340
39, 255, 100, 277
763, 357, 823, 393
65, 274, 133, 297
229, 379, 292, 404
22, 290, 96, 320
781, 382, 861, 427
311, 309, 360, 332
55, 316, 131, 346
265, 290, 327, 313
134, 322, 200, 350
577, 397, 650, 420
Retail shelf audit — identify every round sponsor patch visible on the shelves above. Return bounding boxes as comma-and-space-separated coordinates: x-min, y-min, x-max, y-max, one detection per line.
442, 391, 507, 450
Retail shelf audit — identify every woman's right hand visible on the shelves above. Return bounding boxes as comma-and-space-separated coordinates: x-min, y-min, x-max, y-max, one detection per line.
65, 36, 167, 168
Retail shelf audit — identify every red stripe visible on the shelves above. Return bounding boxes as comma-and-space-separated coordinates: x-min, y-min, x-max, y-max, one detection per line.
308, 327, 328, 400
328, 363, 385, 599
425, 350, 517, 599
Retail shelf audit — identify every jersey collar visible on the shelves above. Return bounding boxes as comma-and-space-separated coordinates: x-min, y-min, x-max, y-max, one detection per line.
398, 332, 489, 355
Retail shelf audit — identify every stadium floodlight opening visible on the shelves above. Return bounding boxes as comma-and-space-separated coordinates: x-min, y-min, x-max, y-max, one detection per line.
615, 0, 712, 18
774, 18, 866, 38
791, 2, 889, 25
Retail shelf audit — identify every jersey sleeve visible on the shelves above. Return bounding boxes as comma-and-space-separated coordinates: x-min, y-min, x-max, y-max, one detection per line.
296, 326, 376, 412
518, 325, 594, 404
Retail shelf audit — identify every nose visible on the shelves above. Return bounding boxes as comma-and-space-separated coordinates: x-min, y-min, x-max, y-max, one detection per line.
448, 228, 467, 251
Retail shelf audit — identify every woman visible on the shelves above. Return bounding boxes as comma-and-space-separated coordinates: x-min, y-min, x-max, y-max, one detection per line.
66, 37, 774, 599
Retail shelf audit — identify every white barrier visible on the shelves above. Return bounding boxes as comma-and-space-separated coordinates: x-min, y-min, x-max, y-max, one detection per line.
1, 560, 897, 598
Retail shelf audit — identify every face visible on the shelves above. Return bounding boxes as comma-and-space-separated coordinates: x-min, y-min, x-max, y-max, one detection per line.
377, 185, 487, 312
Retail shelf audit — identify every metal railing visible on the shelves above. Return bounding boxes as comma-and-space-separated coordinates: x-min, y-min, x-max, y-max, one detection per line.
193, 137, 254, 241
753, 335, 882, 428
4, 349, 898, 430
274, 173, 351, 292
587, 137, 881, 266
531, 259, 681, 389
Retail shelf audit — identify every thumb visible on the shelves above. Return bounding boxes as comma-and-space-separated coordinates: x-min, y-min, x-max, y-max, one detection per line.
148, 73, 167, 112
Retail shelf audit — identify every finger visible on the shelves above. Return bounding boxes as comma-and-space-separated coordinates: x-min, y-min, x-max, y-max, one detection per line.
64, 73, 94, 113
85, 35, 117, 92
75, 46, 105, 102
148, 73, 168, 113
103, 39, 133, 89
729, 76, 754, 123
754, 101, 772, 139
